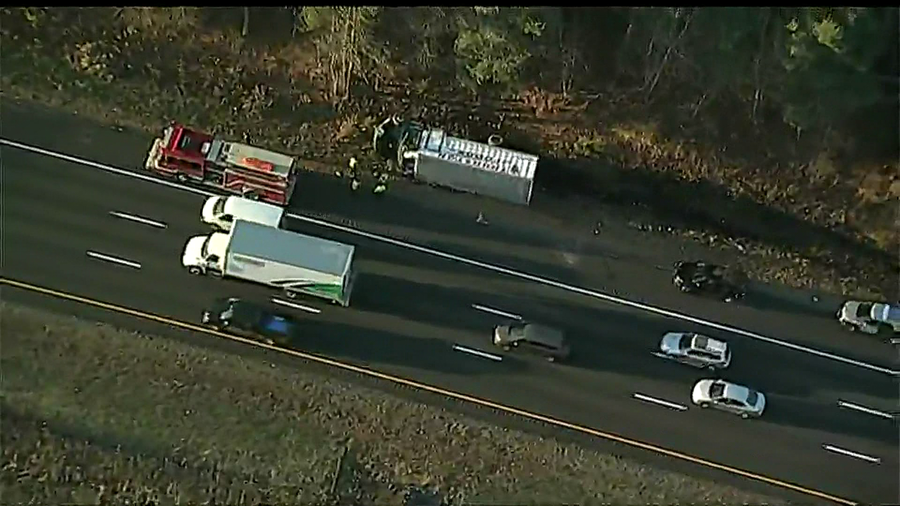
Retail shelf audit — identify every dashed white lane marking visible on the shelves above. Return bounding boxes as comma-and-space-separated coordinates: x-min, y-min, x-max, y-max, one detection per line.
109, 211, 167, 229
3, 137, 896, 376
86, 250, 142, 269
452, 345, 503, 361
472, 304, 522, 320
270, 298, 321, 314
822, 444, 881, 464
633, 393, 689, 411
837, 400, 895, 420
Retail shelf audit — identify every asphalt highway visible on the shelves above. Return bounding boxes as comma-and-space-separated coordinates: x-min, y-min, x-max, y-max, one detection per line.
3, 129, 898, 503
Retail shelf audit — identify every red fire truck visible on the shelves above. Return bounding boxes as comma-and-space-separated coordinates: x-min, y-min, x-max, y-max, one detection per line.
144, 123, 298, 206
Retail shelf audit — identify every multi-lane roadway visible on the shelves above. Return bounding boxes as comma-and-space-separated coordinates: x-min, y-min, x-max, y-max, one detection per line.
1, 98, 897, 504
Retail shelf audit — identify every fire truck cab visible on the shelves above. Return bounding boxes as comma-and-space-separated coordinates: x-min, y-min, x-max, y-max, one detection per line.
144, 124, 297, 206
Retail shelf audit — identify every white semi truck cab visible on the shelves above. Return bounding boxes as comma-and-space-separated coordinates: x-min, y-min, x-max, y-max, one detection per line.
182, 232, 230, 275
201, 195, 285, 231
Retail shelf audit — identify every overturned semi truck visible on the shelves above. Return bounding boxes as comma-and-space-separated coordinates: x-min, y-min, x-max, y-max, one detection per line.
372, 116, 540, 206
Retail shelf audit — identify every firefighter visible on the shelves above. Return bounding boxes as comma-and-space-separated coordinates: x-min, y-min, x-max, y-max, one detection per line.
372, 171, 389, 195
348, 156, 360, 191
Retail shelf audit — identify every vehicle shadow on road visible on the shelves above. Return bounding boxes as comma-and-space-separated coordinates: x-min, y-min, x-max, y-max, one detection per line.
290, 170, 557, 251
288, 171, 646, 284
759, 395, 899, 446
290, 319, 529, 377
350, 272, 499, 334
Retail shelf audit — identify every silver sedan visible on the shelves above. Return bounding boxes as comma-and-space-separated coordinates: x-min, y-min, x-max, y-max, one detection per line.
692, 379, 766, 419
657, 332, 731, 370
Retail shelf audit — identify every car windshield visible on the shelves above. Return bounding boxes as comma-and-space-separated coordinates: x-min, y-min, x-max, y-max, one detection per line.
219, 307, 234, 321
677, 335, 692, 350
261, 315, 291, 335
856, 303, 873, 318
212, 197, 226, 215
746, 390, 759, 406
708, 382, 726, 399
692, 334, 709, 349
201, 236, 211, 258
509, 324, 527, 339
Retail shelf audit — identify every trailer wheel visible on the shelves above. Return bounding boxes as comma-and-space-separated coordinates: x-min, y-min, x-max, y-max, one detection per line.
187, 266, 203, 275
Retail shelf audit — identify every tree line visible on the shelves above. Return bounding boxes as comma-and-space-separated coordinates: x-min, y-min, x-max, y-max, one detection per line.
283, 6, 897, 157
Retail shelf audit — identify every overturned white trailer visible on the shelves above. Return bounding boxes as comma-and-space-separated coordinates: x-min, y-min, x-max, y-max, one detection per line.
373, 117, 540, 205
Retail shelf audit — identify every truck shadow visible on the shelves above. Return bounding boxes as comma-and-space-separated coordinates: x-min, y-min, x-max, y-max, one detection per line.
289, 169, 636, 280
289, 319, 529, 377
533, 154, 899, 298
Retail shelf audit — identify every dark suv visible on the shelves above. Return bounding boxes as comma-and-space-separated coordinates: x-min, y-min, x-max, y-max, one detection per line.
201, 297, 301, 346
492, 322, 571, 362
673, 260, 747, 302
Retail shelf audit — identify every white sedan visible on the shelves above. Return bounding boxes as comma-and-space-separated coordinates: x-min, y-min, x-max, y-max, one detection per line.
692, 379, 766, 419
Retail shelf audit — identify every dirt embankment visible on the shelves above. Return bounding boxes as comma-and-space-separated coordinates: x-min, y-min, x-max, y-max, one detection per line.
0, 7, 896, 299
0, 303, 784, 504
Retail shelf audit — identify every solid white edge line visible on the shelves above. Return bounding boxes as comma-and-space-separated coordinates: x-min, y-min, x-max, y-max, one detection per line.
822, 444, 881, 464
86, 251, 141, 269
633, 393, 688, 411
452, 344, 503, 361
109, 211, 167, 229
472, 304, 522, 320
837, 400, 895, 419
3, 137, 897, 377
270, 298, 321, 314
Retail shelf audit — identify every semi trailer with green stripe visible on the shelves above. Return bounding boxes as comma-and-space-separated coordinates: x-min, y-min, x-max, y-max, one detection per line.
182, 219, 356, 306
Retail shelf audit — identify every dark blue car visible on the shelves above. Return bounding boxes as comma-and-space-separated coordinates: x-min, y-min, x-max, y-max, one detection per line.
201, 297, 301, 345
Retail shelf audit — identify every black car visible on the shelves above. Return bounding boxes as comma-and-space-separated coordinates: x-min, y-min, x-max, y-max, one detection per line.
201, 297, 301, 345
673, 260, 747, 302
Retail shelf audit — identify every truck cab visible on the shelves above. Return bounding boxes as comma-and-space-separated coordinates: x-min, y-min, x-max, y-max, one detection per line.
201, 196, 285, 232
182, 232, 230, 275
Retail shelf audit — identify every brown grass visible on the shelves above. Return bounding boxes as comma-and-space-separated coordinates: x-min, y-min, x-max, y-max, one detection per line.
0, 302, 784, 504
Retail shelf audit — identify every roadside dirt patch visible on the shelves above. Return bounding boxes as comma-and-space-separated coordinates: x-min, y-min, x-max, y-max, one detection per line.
1, 302, 784, 504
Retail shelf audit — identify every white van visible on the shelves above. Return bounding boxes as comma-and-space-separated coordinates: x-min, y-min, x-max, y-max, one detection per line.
201, 196, 285, 231
837, 301, 900, 336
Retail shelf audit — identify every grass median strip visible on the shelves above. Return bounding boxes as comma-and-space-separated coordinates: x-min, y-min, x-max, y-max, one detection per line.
0, 302, 784, 504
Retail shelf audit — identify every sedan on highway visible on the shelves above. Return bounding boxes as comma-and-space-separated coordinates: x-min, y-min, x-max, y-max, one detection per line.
673, 260, 747, 302
658, 332, 731, 370
201, 297, 301, 346
493, 322, 571, 362
692, 379, 766, 419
